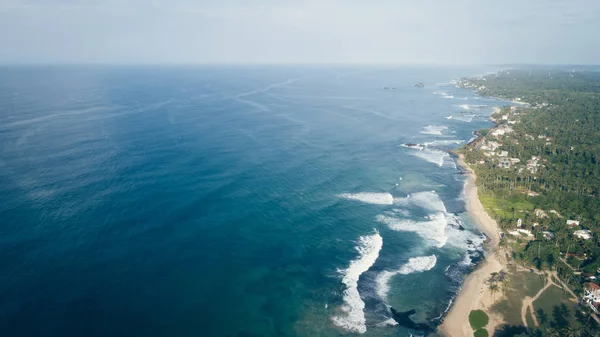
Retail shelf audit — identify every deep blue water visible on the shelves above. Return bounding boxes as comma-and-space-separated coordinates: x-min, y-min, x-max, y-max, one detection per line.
0, 65, 504, 337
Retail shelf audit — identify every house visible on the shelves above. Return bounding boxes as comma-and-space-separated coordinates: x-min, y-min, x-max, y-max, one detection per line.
491, 126, 514, 137
574, 229, 592, 240
498, 151, 509, 157
566, 252, 587, 260
583, 283, 600, 314
517, 218, 522, 228
542, 231, 554, 240
480, 141, 501, 152
516, 229, 534, 237
567, 220, 580, 228
527, 156, 541, 174
535, 209, 548, 218
498, 158, 512, 169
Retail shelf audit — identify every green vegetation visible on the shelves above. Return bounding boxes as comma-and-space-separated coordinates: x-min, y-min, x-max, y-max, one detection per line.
458, 68, 600, 336
474, 328, 489, 337
532, 285, 578, 327
492, 272, 545, 325
469, 310, 489, 330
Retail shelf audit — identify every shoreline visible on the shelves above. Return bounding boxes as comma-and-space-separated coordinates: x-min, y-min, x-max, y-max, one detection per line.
439, 154, 505, 337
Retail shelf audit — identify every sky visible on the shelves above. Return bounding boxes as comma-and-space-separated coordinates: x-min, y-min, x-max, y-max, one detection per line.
0, 0, 599, 64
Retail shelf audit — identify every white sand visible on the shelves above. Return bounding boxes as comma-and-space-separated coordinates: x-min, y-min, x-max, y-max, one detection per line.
439, 155, 505, 337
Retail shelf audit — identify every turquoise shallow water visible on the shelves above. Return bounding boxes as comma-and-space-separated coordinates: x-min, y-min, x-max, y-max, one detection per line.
0, 65, 505, 336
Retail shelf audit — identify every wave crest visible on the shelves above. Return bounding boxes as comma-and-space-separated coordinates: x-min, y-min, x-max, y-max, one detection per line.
376, 255, 437, 299
338, 192, 394, 205
332, 232, 383, 334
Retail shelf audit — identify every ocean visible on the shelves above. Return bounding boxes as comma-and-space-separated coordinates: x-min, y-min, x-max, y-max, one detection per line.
0, 65, 505, 337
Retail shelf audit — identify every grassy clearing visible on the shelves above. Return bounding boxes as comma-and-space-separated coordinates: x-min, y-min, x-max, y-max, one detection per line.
491, 271, 546, 325
533, 284, 579, 327
525, 309, 535, 328
479, 193, 535, 220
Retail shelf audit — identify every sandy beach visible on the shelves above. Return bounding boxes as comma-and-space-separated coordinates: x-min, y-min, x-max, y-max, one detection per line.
439, 155, 505, 337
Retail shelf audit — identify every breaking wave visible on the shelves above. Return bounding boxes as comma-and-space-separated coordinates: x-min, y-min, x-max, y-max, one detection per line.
420, 125, 448, 135
332, 232, 384, 334
424, 139, 464, 147
377, 213, 448, 248
412, 149, 448, 167
376, 255, 437, 299
338, 192, 394, 205
393, 191, 447, 213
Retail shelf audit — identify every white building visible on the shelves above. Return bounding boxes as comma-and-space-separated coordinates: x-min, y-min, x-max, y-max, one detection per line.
567, 220, 580, 227
574, 229, 592, 240
583, 283, 600, 314
490, 126, 514, 137
481, 141, 501, 152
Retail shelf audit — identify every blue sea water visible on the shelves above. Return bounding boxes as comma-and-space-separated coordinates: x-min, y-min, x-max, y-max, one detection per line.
0, 65, 505, 337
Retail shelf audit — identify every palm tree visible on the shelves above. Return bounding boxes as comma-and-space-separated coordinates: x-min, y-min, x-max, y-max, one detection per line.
497, 270, 507, 282
489, 283, 499, 302
545, 327, 560, 337
561, 326, 580, 337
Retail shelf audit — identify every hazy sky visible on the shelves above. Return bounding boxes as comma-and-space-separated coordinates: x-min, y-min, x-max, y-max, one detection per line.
1, 0, 599, 64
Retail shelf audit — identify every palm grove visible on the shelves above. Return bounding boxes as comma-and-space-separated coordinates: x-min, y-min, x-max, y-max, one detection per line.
457, 68, 600, 336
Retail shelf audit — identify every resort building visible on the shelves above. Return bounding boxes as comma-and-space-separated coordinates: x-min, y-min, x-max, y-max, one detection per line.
583, 283, 600, 314
574, 229, 593, 240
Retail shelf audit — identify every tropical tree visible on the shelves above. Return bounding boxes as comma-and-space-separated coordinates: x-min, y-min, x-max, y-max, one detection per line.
489, 283, 499, 302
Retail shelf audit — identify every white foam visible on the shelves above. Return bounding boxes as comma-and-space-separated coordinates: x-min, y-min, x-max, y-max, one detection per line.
443, 95, 454, 99
332, 232, 383, 334
453, 115, 474, 123
401, 143, 424, 151
460, 104, 470, 110
420, 125, 448, 135
424, 139, 464, 146
396, 191, 447, 213
377, 213, 448, 247
377, 318, 399, 327
445, 115, 453, 120
376, 255, 437, 299
338, 192, 394, 205
412, 149, 448, 167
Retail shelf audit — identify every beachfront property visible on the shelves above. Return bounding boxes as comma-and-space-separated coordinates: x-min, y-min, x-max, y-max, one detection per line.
490, 125, 514, 137
480, 140, 501, 152
507, 228, 534, 238
583, 283, 600, 314
574, 229, 593, 240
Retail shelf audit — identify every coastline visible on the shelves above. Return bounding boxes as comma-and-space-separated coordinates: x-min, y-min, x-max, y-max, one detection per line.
439, 154, 505, 337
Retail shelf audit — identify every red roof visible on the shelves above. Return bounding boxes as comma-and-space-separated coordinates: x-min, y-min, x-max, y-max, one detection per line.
587, 283, 600, 291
